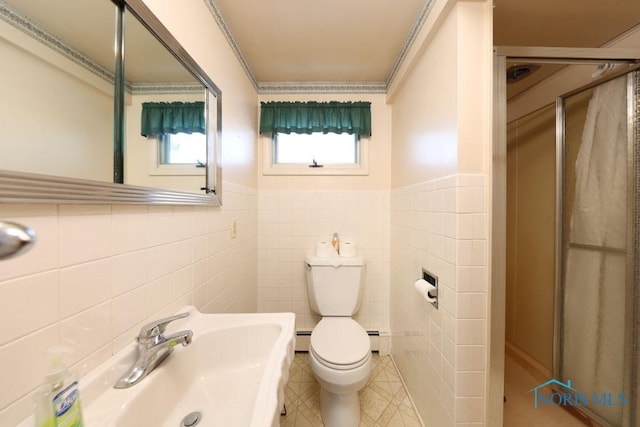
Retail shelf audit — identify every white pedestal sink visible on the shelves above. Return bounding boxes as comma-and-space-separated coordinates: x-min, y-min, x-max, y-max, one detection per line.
20, 307, 296, 427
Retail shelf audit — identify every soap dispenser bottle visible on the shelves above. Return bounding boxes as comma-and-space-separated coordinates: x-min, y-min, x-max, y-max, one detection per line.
331, 232, 340, 255
35, 347, 84, 427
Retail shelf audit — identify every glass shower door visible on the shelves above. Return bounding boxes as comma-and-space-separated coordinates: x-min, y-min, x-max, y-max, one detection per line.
556, 70, 638, 426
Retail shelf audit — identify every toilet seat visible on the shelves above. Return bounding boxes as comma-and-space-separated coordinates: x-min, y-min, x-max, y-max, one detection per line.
310, 318, 370, 371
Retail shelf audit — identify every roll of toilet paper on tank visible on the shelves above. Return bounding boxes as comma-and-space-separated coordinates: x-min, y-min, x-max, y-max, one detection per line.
340, 241, 358, 257
414, 278, 437, 303
316, 241, 332, 257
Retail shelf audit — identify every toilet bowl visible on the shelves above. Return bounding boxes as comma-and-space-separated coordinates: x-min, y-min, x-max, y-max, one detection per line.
308, 317, 372, 427
304, 253, 370, 426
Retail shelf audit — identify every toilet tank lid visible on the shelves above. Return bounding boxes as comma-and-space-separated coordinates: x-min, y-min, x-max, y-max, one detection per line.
305, 254, 366, 266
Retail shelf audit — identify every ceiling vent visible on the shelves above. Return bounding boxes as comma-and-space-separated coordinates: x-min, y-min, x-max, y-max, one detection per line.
506, 64, 540, 84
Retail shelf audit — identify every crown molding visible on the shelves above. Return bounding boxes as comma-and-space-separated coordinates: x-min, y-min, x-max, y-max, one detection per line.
201, 0, 258, 90
0, 3, 114, 85
257, 81, 387, 94
385, 0, 435, 88
1, 5, 206, 97
129, 82, 205, 95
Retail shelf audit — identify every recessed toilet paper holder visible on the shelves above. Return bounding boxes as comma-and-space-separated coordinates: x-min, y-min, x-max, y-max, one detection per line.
415, 268, 438, 309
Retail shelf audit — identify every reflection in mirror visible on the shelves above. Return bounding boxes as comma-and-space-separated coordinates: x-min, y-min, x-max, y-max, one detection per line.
123, 8, 208, 193
123, 0, 222, 203
0, 0, 115, 182
0, 0, 221, 205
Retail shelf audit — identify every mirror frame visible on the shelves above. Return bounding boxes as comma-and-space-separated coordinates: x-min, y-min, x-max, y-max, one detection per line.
0, 0, 222, 206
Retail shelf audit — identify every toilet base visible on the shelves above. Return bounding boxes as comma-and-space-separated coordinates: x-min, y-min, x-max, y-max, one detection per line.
320, 387, 360, 427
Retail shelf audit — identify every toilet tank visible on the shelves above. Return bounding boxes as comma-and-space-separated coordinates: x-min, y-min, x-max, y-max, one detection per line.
304, 255, 366, 316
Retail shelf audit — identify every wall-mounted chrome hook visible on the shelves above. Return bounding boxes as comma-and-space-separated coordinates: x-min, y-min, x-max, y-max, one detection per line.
0, 221, 36, 260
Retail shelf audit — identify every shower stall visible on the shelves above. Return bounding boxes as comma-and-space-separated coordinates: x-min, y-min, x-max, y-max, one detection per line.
556, 68, 640, 426
492, 48, 640, 426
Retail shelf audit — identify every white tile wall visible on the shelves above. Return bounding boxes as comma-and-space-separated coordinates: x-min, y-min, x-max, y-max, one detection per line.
1, 177, 488, 425
257, 190, 390, 332
0, 183, 257, 426
390, 174, 488, 426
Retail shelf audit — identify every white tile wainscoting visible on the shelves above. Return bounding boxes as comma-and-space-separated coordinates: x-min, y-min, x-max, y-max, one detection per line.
257, 190, 390, 333
0, 183, 258, 426
391, 174, 488, 426
1, 174, 489, 426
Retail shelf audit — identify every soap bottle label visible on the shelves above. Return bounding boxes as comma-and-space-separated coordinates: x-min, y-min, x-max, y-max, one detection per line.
53, 381, 84, 427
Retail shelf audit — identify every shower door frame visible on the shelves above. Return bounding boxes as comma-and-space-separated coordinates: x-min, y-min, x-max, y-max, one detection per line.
491, 46, 640, 426
556, 67, 639, 426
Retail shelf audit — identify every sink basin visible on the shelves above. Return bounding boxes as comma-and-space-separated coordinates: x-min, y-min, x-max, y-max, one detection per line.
114, 322, 288, 426
20, 307, 295, 427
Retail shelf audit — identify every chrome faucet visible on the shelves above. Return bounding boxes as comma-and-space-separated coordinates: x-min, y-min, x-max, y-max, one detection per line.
114, 312, 193, 389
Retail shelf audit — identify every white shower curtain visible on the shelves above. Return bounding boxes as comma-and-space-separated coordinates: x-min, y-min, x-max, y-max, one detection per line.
562, 75, 627, 425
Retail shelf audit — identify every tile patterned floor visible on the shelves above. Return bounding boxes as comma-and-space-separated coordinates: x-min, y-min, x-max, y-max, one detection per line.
280, 352, 422, 427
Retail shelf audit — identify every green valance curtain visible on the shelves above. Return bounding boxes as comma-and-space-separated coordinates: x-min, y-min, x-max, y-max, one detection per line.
141, 101, 205, 137
259, 101, 371, 136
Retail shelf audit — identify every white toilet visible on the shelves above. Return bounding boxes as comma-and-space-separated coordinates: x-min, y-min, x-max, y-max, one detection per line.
304, 254, 372, 427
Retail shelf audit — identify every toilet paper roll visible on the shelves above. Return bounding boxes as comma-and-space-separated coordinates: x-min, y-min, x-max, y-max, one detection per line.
316, 241, 332, 257
340, 241, 358, 257
414, 279, 437, 303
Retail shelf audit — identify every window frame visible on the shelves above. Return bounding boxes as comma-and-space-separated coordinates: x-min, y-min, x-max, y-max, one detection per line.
148, 133, 206, 176
262, 132, 369, 176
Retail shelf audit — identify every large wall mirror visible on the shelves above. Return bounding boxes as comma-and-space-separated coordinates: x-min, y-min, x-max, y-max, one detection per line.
0, 0, 221, 205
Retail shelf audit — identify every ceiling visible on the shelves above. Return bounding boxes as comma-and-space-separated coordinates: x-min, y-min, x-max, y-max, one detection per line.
493, 0, 640, 48
495, 0, 640, 99
213, 0, 640, 90
4, 0, 640, 92
213, 0, 425, 84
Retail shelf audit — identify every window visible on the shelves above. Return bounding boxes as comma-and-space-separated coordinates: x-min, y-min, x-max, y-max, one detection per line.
263, 131, 368, 176
274, 132, 359, 165
259, 100, 371, 176
159, 132, 206, 166
149, 132, 206, 176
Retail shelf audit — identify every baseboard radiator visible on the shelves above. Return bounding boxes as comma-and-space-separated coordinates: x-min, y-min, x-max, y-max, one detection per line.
295, 330, 390, 355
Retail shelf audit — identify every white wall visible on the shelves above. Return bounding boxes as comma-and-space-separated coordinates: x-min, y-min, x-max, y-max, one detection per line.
0, 22, 113, 182
390, 14, 458, 185
389, 1, 492, 425
0, 0, 258, 424
256, 93, 392, 334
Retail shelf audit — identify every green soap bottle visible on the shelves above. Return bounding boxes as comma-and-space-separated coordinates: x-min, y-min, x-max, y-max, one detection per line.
34, 386, 55, 427
34, 347, 84, 427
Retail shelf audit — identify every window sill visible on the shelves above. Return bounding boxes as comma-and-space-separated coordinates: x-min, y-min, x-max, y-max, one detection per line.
262, 163, 369, 176
148, 165, 205, 176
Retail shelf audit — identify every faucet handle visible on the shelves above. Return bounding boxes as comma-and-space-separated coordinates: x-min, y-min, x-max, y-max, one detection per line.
137, 312, 189, 341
